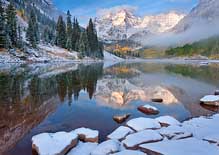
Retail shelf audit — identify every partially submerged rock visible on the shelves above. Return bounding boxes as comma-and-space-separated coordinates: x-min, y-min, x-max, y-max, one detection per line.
151, 98, 163, 103
113, 114, 130, 124
109, 150, 146, 155
203, 134, 219, 144
32, 132, 78, 155
127, 117, 161, 131
137, 104, 159, 115
122, 130, 163, 149
91, 140, 121, 155
215, 90, 219, 95
155, 116, 180, 127
140, 138, 219, 155
72, 127, 99, 143
107, 126, 134, 141
200, 95, 219, 106
67, 142, 98, 155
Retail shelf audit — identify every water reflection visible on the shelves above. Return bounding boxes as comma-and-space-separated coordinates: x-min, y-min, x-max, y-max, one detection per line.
0, 62, 219, 155
0, 63, 103, 154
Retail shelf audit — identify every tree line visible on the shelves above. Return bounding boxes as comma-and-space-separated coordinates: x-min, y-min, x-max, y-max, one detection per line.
0, 1, 103, 59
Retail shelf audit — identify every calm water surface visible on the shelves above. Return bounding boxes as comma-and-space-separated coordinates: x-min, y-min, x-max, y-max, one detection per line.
0, 62, 218, 155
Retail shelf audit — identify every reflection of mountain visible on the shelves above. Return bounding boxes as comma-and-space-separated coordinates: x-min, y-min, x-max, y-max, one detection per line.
0, 63, 103, 154
95, 78, 179, 108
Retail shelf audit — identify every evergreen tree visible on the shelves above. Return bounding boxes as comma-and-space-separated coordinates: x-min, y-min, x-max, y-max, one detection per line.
55, 16, 66, 48
6, 2, 17, 47
42, 26, 55, 44
72, 17, 81, 51
66, 10, 73, 50
17, 25, 23, 49
86, 18, 103, 58
0, 1, 7, 48
77, 31, 89, 58
26, 9, 39, 48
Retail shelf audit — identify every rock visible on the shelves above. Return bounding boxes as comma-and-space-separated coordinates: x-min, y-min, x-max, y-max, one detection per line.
127, 117, 161, 131
91, 140, 121, 155
67, 142, 98, 155
113, 114, 130, 124
151, 98, 163, 103
109, 150, 146, 155
137, 104, 159, 115
215, 90, 219, 95
32, 132, 78, 155
203, 134, 219, 144
72, 128, 99, 143
122, 130, 163, 149
107, 126, 134, 141
155, 116, 180, 127
159, 125, 192, 140
200, 95, 219, 106
140, 138, 219, 155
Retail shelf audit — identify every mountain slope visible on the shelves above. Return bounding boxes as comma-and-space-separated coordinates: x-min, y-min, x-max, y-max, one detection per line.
95, 8, 185, 41
174, 0, 219, 32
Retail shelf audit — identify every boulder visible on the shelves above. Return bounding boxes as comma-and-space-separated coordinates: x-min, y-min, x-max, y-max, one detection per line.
155, 116, 180, 127
127, 117, 161, 131
67, 142, 98, 155
151, 98, 163, 103
200, 95, 219, 106
215, 90, 219, 95
107, 126, 134, 141
32, 132, 78, 155
72, 128, 99, 143
137, 104, 159, 115
122, 130, 163, 149
113, 114, 130, 124
91, 140, 121, 155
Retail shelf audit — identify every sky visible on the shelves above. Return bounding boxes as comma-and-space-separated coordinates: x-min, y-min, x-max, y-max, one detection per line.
53, 0, 198, 26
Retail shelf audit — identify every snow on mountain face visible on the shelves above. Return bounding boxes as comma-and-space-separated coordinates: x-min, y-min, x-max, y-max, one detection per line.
174, 0, 219, 32
95, 8, 185, 41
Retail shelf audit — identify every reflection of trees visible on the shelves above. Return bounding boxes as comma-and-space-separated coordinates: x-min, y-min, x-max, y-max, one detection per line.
0, 63, 103, 153
56, 63, 103, 102
165, 64, 219, 86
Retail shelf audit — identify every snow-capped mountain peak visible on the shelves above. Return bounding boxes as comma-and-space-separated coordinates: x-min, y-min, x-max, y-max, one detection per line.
95, 8, 185, 41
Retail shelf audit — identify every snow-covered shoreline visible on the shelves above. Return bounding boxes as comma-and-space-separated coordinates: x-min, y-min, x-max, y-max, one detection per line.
31, 113, 219, 155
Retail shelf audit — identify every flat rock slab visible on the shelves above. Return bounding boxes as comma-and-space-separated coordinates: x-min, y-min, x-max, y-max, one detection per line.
155, 116, 180, 126
122, 130, 163, 149
91, 140, 121, 155
140, 138, 219, 155
203, 134, 219, 144
67, 142, 98, 155
72, 127, 99, 143
159, 125, 192, 140
107, 126, 134, 141
110, 150, 146, 155
138, 104, 159, 115
32, 132, 78, 155
200, 95, 219, 106
127, 117, 161, 131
